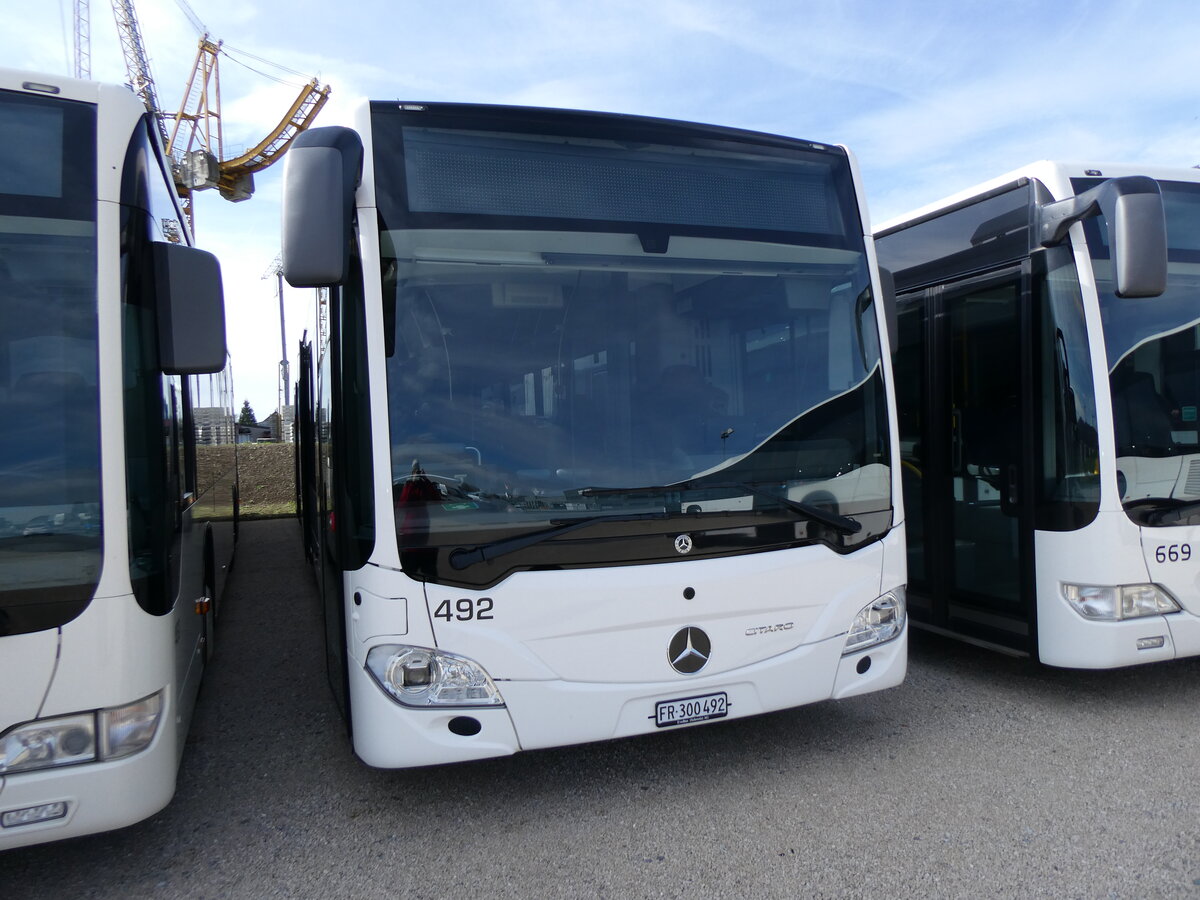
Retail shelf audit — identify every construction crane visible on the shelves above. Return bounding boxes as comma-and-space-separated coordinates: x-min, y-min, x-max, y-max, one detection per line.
101, 0, 330, 229
109, 0, 171, 149
165, 36, 331, 206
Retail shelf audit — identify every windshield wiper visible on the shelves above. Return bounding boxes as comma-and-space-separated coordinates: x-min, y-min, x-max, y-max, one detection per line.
447, 481, 862, 572
579, 480, 862, 536
448, 511, 669, 571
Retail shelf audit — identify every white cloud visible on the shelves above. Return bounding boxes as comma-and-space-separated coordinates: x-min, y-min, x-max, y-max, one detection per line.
5, 0, 1200, 416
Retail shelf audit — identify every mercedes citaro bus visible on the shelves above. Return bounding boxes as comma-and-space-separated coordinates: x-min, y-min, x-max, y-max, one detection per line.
283, 101, 907, 767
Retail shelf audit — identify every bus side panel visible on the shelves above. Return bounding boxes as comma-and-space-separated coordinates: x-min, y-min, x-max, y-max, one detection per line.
173, 510, 208, 745
210, 515, 237, 604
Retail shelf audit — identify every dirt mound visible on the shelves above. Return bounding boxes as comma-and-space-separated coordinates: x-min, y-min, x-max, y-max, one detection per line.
236, 443, 296, 517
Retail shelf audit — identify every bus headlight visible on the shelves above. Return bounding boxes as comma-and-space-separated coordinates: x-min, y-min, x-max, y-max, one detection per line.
843, 589, 906, 656
366, 645, 505, 708
1, 713, 96, 775
1062, 583, 1180, 620
100, 692, 163, 760
0, 692, 163, 775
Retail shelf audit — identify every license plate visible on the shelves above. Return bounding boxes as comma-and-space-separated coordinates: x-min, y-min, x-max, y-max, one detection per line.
654, 691, 728, 728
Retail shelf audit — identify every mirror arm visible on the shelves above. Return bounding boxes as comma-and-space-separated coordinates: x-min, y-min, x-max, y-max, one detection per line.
1035, 175, 1160, 247
1034, 175, 1166, 299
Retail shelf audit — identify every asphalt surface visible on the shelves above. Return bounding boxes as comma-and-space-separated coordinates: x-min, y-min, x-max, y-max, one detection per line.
2, 517, 1199, 899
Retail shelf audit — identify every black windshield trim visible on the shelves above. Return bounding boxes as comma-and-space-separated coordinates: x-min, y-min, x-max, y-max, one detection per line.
0, 582, 94, 636
446, 482, 863, 572
1124, 496, 1200, 527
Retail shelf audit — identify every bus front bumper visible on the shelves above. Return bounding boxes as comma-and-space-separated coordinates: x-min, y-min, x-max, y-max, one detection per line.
0, 719, 176, 850
348, 625, 906, 769
1038, 587, 1200, 668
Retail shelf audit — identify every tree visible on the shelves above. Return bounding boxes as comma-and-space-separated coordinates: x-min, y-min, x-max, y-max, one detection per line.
238, 400, 257, 426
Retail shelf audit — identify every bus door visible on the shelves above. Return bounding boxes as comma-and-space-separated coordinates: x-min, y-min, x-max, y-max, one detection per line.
896, 266, 1036, 652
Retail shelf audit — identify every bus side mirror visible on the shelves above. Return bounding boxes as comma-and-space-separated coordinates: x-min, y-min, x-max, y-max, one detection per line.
1036, 175, 1167, 298
281, 126, 364, 288
878, 266, 898, 354
153, 242, 227, 375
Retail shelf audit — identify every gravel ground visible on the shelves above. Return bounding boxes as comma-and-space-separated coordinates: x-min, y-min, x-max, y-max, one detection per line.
2, 518, 1198, 899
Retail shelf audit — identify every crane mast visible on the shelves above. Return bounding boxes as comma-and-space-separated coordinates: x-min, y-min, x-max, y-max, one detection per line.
73, 0, 91, 80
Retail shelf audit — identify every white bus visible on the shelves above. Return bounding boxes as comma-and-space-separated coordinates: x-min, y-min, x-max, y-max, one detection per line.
874, 161, 1200, 668
283, 102, 907, 768
0, 69, 235, 848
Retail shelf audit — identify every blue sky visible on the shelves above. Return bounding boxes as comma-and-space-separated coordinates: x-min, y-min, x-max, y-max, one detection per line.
6, 0, 1199, 420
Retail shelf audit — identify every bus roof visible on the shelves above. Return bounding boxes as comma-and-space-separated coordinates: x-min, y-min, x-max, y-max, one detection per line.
876, 160, 1200, 236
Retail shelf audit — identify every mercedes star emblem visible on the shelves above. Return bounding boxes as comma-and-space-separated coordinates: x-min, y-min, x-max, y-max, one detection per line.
668, 626, 711, 674
674, 534, 694, 555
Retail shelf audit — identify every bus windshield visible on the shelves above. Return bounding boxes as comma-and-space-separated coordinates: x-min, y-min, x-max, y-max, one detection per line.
1080, 179, 1200, 524
373, 106, 891, 578
0, 89, 101, 633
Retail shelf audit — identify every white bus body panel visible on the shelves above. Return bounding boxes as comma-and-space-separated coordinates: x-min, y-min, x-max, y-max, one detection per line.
0, 631, 58, 727
348, 528, 906, 767
0, 592, 194, 849
1036, 512, 1200, 668
1145, 525, 1200, 617
1142, 523, 1200, 660
39, 596, 175, 716
1037, 513, 1162, 668
423, 541, 885, 682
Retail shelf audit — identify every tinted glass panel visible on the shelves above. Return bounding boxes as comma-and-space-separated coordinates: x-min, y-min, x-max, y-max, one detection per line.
1034, 247, 1099, 530
381, 235, 890, 586
373, 103, 862, 248
876, 183, 1031, 292
1077, 179, 1200, 525
402, 126, 848, 235
0, 89, 100, 635
122, 121, 187, 614
371, 105, 888, 586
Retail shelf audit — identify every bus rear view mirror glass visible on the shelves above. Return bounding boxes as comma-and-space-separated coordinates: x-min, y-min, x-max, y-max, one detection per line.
1109, 190, 1168, 298
153, 242, 227, 375
282, 126, 363, 288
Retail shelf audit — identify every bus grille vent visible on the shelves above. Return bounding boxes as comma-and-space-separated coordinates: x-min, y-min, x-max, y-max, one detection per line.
1186, 459, 1200, 496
